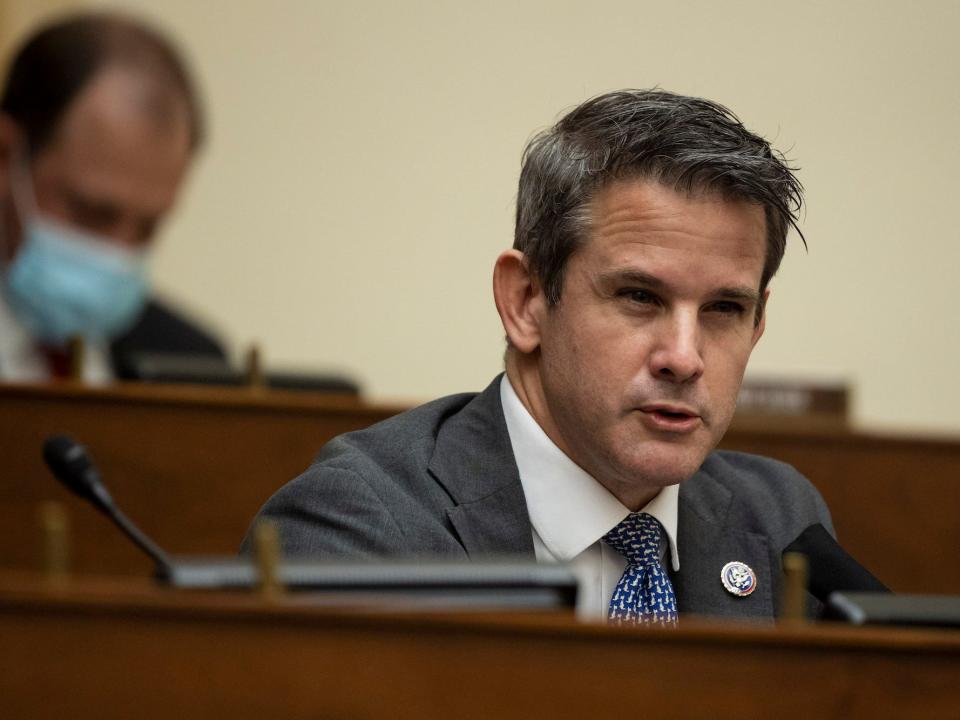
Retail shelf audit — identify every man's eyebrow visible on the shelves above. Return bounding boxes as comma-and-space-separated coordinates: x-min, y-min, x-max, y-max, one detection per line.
595, 269, 667, 290
596, 269, 761, 305
715, 286, 762, 305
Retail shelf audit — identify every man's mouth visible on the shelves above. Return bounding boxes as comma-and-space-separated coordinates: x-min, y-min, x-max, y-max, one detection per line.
638, 403, 702, 433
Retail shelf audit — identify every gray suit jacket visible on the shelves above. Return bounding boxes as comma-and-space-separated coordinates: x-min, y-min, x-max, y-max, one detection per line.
245, 376, 833, 619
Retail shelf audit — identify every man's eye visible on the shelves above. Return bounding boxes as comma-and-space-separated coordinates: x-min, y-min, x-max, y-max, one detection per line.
68, 197, 120, 231
706, 301, 745, 316
620, 289, 658, 305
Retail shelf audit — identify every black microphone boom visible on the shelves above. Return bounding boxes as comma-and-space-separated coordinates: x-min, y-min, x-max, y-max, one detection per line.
783, 523, 889, 603
42, 435, 173, 578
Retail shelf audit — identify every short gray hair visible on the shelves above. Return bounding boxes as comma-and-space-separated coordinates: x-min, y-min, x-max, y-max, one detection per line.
514, 89, 804, 309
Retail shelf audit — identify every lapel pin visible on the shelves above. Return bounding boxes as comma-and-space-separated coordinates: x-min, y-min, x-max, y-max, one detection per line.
721, 561, 757, 597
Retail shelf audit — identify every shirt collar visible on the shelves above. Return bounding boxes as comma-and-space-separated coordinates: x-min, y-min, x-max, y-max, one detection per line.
500, 374, 680, 570
0, 287, 46, 382
0, 283, 113, 384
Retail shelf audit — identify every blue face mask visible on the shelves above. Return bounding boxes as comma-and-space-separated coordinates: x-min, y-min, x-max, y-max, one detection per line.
1, 150, 149, 346
2, 217, 148, 345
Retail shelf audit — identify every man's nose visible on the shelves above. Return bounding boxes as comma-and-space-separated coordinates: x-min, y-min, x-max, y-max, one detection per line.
648, 313, 705, 383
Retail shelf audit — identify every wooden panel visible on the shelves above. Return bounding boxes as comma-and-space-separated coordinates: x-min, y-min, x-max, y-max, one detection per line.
1, 575, 959, 720
0, 382, 402, 575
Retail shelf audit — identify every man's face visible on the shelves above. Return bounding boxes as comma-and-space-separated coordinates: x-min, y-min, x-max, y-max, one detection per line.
532, 179, 768, 508
5, 65, 192, 253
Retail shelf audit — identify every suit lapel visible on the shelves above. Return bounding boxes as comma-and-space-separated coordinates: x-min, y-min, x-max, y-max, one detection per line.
672, 465, 776, 619
427, 376, 536, 559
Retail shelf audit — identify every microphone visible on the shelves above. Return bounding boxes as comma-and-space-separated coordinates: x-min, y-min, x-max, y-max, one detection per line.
38, 436, 581, 607
783, 523, 889, 602
42, 435, 173, 577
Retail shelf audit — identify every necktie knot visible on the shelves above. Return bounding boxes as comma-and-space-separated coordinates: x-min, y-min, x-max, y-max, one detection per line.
603, 511, 664, 567
603, 511, 678, 626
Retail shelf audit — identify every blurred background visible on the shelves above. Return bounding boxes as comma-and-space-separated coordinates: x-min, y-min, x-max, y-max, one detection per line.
3, 0, 958, 432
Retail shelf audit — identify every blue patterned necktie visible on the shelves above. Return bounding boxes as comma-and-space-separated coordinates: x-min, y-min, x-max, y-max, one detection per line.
603, 512, 678, 626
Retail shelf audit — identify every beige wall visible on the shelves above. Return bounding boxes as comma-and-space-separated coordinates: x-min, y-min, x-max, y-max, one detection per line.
1, 0, 78, 56
8, 1, 960, 432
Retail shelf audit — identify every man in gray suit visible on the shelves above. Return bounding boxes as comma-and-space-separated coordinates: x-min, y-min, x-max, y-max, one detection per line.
246, 89, 832, 621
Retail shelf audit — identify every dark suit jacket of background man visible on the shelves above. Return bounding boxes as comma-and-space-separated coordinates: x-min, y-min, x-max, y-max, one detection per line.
245, 375, 833, 619
109, 298, 226, 374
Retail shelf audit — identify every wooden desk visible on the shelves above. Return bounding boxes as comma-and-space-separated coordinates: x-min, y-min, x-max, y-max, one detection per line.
1, 575, 958, 719
2, 382, 960, 594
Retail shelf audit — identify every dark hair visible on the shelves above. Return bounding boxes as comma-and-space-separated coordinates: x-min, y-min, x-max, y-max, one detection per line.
514, 89, 804, 311
0, 12, 203, 155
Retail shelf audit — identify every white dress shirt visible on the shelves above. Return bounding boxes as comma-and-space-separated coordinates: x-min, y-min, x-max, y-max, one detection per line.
499, 374, 679, 620
0, 288, 112, 384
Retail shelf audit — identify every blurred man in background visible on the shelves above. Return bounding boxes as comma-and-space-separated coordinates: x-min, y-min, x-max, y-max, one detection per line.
0, 12, 224, 383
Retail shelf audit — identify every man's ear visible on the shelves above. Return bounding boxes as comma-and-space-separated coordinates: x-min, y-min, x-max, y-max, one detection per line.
493, 249, 546, 354
752, 288, 770, 347
0, 115, 24, 261
0, 114, 19, 201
